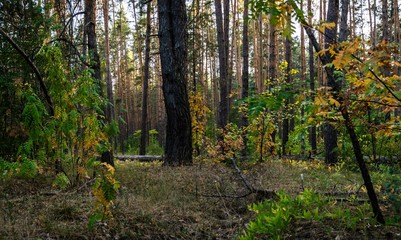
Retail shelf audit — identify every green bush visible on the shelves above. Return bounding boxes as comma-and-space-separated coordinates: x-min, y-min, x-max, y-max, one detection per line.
240, 189, 371, 239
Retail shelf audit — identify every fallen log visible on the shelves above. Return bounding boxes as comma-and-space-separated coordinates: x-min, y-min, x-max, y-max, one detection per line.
114, 155, 163, 162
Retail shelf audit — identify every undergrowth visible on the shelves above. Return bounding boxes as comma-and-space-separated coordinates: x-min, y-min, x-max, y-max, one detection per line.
240, 189, 372, 239
0, 160, 400, 239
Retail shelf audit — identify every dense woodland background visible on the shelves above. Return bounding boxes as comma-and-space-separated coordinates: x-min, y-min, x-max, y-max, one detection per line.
1, 0, 401, 238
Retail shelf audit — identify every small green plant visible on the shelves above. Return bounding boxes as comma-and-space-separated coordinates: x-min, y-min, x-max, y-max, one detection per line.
89, 163, 120, 230
53, 172, 70, 190
241, 189, 373, 239
0, 158, 38, 178
379, 168, 401, 224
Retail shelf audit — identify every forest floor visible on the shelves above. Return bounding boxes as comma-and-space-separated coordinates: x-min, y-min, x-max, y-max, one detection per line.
0, 158, 401, 239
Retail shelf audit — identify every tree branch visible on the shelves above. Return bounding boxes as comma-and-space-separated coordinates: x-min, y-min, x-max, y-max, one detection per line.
0, 28, 54, 116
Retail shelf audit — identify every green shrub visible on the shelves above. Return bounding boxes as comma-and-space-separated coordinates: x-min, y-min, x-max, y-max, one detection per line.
240, 189, 371, 239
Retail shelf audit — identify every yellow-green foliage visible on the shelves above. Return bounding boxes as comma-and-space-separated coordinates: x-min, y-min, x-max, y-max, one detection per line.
189, 92, 210, 152
13, 45, 110, 185
206, 123, 244, 162
89, 163, 120, 229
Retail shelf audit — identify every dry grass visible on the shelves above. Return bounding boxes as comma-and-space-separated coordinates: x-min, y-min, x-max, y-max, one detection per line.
0, 159, 400, 239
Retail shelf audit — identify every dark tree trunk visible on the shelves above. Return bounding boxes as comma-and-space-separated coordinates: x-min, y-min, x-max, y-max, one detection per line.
308, 0, 317, 154
338, 0, 350, 43
381, 0, 391, 79
282, 17, 292, 156
291, 0, 385, 224
140, 2, 151, 155
158, 0, 193, 166
223, 0, 230, 99
240, 0, 249, 157
214, 0, 229, 130
104, 0, 114, 124
85, 0, 114, 166
269, 23, 277, 155
322, 0, 339, 165
103, 0, 115, 153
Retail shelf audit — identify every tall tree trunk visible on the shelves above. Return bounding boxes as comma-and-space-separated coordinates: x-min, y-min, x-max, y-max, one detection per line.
85, 0, 114, 166
368, 0, 374, 45
322, 0, 339, 165
300, 0, 306, 155
308, 0, 317, 154
223, 0, 230, 115
140, 2, 151, 155
282, 17, 292, 156
268, 22, 277, 154
214, 0, 229, 130
103, 0, 115, 139
339, 0, 350, 42
158, 0, 193, 166
240, 0, 249, 157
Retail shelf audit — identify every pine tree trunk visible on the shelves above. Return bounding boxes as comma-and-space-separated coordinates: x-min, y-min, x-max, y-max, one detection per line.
158, 0, 193, 166
268, 22, 277, 154
140, 2, 151, 155
282, 18, 292, 156
85, 0, 114, 166
240, 0, 249, 157
103, 0, 115, 135
322, 0, 339, 165
214, 0, 229, 130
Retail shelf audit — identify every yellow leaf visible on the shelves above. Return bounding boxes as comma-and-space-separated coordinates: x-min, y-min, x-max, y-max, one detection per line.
328, 97, 340, 107
319, 22, 336, 32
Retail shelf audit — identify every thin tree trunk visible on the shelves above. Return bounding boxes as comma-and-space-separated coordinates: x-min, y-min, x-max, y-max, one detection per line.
214, 0, 229, 130
307, 0, 317, 153
224, 0, 230, 113
140, 2, 151, 155
85, 0, 114, 166
240, 0, 249, 157
282, 16, 292, 156
300, 0, 306, 155
103, 0, 115, 135
268, 22, 277, 154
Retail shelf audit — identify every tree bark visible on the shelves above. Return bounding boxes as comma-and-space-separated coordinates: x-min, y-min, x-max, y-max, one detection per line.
300, 0, 306, 154
268, 21, 277, 154
103, 0, 115, 142
322, 0, 339, 165
85, 0, 114, 166
157, 0, 193, 166
307, 0, 317, 154
140, 2, 151, 155
240, 0, 249, 157
282, 22, 292, 156
214, 0, 229, 130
